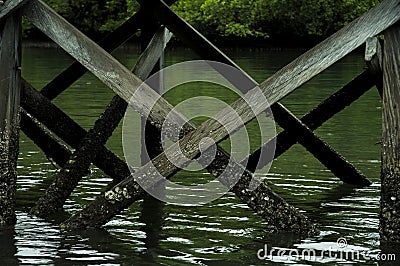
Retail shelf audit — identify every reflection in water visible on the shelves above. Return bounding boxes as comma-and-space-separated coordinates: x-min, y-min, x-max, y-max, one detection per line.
139, 195, 166, 262
2, 47, 384, 264
0, 226, 18, 265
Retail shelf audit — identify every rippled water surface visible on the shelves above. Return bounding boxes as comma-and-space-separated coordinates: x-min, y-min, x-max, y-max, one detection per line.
0, 46, 397, 265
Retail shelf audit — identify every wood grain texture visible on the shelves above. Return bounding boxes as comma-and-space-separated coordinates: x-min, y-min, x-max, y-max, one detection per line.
0, 10, 21, 226
380, 23, 400, 243
25, 0, 400, 231
39, 11, 144, 100
0, 0, 28, 22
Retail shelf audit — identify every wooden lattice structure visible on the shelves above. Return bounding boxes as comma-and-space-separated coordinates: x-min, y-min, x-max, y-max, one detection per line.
1, 0, 400, 242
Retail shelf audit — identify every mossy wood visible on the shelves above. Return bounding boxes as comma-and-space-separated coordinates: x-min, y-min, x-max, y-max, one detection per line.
380, 23, 400, 243
0, 10, 21, 226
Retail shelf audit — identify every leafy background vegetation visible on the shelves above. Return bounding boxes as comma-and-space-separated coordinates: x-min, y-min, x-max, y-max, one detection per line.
25, 0, 380, 45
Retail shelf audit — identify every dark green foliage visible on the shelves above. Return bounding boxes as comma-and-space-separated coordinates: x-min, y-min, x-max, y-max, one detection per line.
24, 0, 380, 43
172, 0, 380, 41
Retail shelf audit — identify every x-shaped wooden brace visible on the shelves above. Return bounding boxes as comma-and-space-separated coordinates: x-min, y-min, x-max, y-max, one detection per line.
11, 2, 396, 233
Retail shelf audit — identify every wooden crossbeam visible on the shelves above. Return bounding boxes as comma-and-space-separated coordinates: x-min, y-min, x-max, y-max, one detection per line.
150, 0, 370, 185
29, 27, 172, 217
272, 103, 371, 185
23, 1, 318, 234
22, 0, 400, 231
246, 71, 376, 171
0, 0, 27, 22
365, 37, 383, 96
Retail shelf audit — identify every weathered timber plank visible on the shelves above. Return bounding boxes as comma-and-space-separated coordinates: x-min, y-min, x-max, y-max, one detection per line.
151, 0, 371, 185
25, 2, 317, 231
30, 27, 172, 217
21, 26, 172, 182
0, 0, 28, 22
40, 11, 143, 100
24, 0, 397, 232
380, 23, 400, 243
40, 0, 177, 100
20, 109, 71, 167
246, 71, 376, 171
0, 10, 21, 226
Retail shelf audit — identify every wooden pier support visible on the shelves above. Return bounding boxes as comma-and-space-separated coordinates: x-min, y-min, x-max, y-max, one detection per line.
152, 0, 371, 186
12, 0, 400, 237
29, 27, 171, 217
380, 23, 400, 243
0, 9, 21, 226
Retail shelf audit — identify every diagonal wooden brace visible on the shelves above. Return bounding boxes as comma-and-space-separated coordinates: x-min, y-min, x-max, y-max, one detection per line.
23, 0, 317, 234
29, 27, 172, 217
150, 0, 371, 185
24, 0, 400, 232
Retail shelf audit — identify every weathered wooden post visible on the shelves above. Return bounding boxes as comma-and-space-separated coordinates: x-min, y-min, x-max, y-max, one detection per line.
0, 8, 22, 226
380, 23, 400, 243
139, 1, 167, 254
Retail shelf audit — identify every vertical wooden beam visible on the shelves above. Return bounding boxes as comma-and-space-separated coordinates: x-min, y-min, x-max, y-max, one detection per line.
138, 6, 166, 253
140, 4, 163, 162
0, 9, 21, 226
380, 23, 400, 243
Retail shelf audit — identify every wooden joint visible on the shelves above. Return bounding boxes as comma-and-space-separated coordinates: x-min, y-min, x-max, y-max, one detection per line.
0, 0, 28, 22
365, 36, 383, 96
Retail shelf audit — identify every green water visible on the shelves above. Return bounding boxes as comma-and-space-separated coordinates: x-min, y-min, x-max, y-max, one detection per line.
0, 46, 394, 265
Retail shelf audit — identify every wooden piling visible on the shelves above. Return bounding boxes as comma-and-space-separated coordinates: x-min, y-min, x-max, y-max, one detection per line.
0, 9, 21, 226
380, 23, 400, 243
